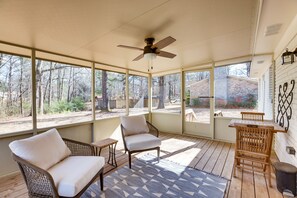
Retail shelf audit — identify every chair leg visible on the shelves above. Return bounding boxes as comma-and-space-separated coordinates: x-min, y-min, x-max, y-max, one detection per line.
268, 162, 272, 187
233, 158, 237, 177
129, 152, 132, 169
100, 171, 104, 191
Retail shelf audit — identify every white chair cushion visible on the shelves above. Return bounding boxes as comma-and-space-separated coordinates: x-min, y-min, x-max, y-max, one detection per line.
48, 156, 104, 197
120, 115, 149, 136
9, 128, 71, 170
125, 133, 161, 151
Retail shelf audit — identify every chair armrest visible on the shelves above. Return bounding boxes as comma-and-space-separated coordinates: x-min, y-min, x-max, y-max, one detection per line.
146, 121, 159, 137
12, 154, 59, 197
63, 138, 95, 156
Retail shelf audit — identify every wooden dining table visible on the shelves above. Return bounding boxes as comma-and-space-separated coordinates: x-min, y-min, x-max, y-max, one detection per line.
228, 119, 286, 133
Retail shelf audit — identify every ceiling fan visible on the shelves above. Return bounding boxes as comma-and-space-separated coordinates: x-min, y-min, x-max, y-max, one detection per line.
117, 36, 176, 61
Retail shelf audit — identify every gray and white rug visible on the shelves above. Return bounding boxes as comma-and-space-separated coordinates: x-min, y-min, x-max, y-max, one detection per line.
82, 155, 228, 198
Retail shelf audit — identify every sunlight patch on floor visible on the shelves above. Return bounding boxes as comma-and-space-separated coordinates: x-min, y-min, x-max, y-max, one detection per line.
165, 147, 201, 166
161, 138, 196, 153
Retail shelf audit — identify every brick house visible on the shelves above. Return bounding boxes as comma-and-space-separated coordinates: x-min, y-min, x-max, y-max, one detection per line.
187, 75, 258, 107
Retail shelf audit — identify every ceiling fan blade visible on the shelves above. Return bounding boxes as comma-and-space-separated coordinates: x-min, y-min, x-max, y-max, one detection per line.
157, 51, 176, 58
117, 45, 143, 51
153, 36, 176, 49
133, 54, 144, 61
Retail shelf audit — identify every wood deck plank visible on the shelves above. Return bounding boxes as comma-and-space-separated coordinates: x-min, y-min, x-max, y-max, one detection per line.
221, 144, 235, 180
188, 140, 212, 168
227, 168, 243, 198
203, 141, 225, 173
253, 169, 269, 198
241, 163, 255, 198
212, 143, 232, 176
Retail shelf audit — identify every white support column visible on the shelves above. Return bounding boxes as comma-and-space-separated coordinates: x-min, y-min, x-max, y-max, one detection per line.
148, 73, 152, 122
126, 69, 129, 116
181, 70, 185, 134
91, 62, 96, 121
31, 49, 37, 135
210, 63, 215, 139
91, 62, 95, 142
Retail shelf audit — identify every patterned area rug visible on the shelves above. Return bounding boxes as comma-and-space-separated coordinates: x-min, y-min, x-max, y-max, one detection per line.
82, 155, 228, 198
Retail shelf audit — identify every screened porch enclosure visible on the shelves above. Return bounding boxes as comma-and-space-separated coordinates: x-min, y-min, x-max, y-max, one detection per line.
0, 0, 297, 198
0, 55, 272, 139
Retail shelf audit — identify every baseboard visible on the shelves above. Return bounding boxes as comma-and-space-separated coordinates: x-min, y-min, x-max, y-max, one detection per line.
0, 170, 20, 180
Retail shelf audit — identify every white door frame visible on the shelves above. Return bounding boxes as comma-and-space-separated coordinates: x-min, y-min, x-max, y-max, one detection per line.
182, 66, 215, 139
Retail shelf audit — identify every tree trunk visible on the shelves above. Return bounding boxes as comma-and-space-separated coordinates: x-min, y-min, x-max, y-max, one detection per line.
247, 63, 251, 77
157, 76, 165, 109
67, 67, 73, 102
48, 62, 53, 106
7, 56, 13, 115
36, 60, 44, 115
139, 77, 143, 98
71, 68, 75, 99
122, 76, 126, 100
57, 67, 66, 101
100, 70, 108, 111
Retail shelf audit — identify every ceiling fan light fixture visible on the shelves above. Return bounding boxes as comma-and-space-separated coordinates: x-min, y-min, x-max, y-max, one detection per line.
144, 53, 157, 60
117, 36, 176, 61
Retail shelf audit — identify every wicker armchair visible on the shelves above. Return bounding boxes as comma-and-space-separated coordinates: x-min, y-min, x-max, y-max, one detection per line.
120, 115, 161, 169
9, 129, 104, 198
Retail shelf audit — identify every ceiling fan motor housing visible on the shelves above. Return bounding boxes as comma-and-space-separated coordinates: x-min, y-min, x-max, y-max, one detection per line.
144, 45, 157, 54
145, 37, 155, 45
144, 37, 157, 54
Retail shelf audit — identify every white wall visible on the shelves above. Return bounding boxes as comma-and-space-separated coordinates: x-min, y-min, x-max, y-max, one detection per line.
0, 134, 32, 177
151, 113, 182, 134
258, 67, 273, 120
214, 117, 236, 142
93, 117, 122, 141
274, 14, 297, 165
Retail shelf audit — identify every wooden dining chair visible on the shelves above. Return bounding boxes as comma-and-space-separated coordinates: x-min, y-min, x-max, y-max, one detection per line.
241, 112, 265, 121
233, 125, 274, 187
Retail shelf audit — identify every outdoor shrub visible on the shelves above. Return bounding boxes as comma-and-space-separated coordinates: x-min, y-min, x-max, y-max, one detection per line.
226, 94, 257, 109
191, 98, 200, 107
186, 90, 190, 106
51, 100, 69, 113
49, 98, 86, 113
70, 97, 86, 111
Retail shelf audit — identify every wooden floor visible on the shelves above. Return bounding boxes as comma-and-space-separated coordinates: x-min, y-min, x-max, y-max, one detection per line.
0, 132, 283, 198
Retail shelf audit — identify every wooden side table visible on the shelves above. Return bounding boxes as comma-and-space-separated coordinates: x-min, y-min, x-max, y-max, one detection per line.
92, 138, 118, 167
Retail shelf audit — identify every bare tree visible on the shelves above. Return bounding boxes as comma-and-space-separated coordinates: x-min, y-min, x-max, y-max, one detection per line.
157, 76, 165, 109
101, 70, 108, 111
19, 57, 23, 115
6, 56, 13, 115
36, 60, 44, 115
67, 67, 73, 102
47, 62, 53, 106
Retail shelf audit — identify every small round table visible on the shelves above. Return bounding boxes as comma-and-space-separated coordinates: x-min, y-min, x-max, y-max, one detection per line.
92, 138, 118, 167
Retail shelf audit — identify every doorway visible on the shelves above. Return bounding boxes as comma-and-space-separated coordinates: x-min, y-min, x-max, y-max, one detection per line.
183, 69, 214, 138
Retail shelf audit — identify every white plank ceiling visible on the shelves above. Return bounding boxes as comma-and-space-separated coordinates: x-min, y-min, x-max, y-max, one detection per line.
0, 0, 296, 73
